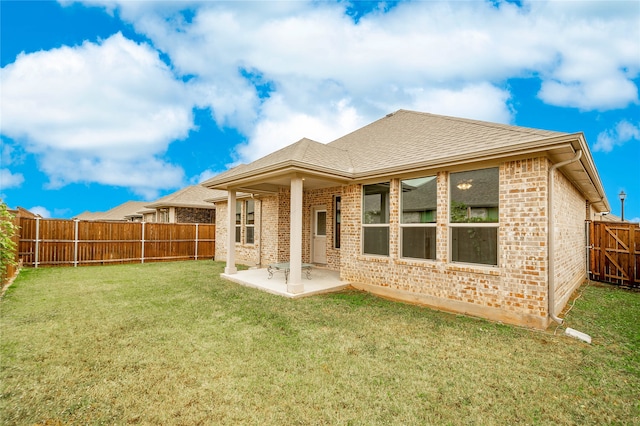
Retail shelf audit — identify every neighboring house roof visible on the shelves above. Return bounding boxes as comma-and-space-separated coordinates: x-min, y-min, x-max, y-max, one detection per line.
203, 109, 610, 212
75, 201, 148, 221
401, 177, 438, 212
75, 211, 100, 220
144, 185, 221, 209
13, 207, 41, 218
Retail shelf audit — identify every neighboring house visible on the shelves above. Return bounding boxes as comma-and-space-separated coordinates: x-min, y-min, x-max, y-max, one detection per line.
75, 201, 147, 221
203, 109, 610, 329
594, 212, 623, 222
137, 208, 158, 223
142, 185, 221, 223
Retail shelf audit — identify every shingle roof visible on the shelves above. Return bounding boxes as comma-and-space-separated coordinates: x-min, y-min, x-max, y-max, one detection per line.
208, 138, 353, 184
75, 201, 148, 221
203, 110, 565, 186
327, 110, 564, 176
144, 185, 221, 209
201, 109, 608, 212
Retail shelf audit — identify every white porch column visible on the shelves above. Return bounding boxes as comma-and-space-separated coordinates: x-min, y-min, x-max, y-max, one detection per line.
225, 190, 237, 275
288, 177, 304, 293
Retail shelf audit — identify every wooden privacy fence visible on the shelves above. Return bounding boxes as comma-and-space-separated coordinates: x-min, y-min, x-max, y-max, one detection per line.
18, 218, 215, 267
589, 221, 640, 288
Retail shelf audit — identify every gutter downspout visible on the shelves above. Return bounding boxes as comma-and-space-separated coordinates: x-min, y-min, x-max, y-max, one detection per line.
548, 149, 582, 324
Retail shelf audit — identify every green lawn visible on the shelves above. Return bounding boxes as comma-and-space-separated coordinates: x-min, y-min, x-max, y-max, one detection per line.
1, 261, 638, 425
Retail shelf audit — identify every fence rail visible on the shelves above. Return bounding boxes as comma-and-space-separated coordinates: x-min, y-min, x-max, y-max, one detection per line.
589, 221, 639, 288
17, 217, 215, 268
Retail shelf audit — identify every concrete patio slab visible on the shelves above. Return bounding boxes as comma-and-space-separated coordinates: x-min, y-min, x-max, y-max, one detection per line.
220, 266, 350, 298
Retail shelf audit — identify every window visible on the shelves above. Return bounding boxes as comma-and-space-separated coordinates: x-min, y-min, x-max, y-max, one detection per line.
334, 196, 341, 249
401, 176, 437, 260
363, 183, 390, 256
245, 199, 255, 244
235, 200, 242, 243
450, 168, 499, 265
315, 210, 327, 236
158, 208, 169, 223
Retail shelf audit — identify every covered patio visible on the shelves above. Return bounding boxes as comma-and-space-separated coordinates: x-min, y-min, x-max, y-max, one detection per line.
206, 138, 353, 294
221, 266, 350, 299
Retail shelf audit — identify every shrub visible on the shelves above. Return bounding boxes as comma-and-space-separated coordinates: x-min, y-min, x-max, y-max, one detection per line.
0, 201, 18, 283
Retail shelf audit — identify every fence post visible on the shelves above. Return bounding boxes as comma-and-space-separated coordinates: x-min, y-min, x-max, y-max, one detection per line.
141, 221, 145, 264
34, 217, 40, 268
73, 219, 79, 267
195, 223, 199, 260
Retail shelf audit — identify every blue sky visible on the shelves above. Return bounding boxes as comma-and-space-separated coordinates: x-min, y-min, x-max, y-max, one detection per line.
1, 0, 639, 221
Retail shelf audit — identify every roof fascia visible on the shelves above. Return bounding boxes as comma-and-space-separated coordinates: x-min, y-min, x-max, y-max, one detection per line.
351, 140, 573, 181
352, 133, 609, 212
566, 133, 610, 212
207, 163, 352, 191
144, 203, 215, 209
203, 160, 353, 190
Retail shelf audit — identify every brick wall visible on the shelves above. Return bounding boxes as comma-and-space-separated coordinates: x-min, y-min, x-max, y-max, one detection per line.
216, 187, 343, 268
302, 186, 342, 270
260, 195, 280, 265
215, 199, 261, 266
215, 202, 228, 263
213, 156, 587, 330
340, 158, 558, 329
499, 158, 549, 321
552, 167, 587, 312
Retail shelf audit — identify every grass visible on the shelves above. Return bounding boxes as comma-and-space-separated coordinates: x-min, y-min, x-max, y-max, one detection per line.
1, 261, 638, 425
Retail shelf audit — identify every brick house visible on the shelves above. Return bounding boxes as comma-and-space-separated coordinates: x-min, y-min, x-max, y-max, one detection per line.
142, 185, 222, 224
203, 110, 609, 329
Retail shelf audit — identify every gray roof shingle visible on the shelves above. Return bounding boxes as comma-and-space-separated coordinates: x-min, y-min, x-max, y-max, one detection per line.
327, 110, 564, 175
144, 185, 221, 209
203, 109, 566, 186
74, 201, 148, 221
200, 109, 608, 213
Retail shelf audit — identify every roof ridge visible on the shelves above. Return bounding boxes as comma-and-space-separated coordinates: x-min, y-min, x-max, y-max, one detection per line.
295, 138, 314, 161
300, 137, 355, 173
395, 109, 565, 136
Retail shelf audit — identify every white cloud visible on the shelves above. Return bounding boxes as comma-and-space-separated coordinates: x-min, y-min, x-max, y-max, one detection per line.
404, 83, 513, 124
0, 32, 194, 193
235, 96, 366, 163
0, 169, 25, 190
190, 168, 222, 185
594, 120, 640, 153
28, 206, 51, 218
529, 1, 640, 109
0, 142, 25, 189
72, 0, 638, 165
